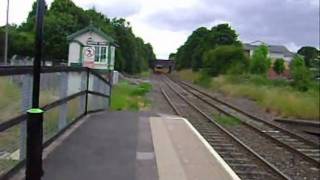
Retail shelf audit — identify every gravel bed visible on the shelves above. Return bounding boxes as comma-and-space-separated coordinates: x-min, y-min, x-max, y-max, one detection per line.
170, 79, 320, 180
164, 79, 282, 180
147, 74, 175, 114
171, 75, 320, 145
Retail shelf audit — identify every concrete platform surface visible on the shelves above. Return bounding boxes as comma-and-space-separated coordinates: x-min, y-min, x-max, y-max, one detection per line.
38, 111, 239, 180
151, 114, 239, 180
42, 111, 157, 180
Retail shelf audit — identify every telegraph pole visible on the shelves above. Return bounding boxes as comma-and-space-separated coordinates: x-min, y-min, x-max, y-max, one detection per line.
4, 0, 9, 65
26, 0, 46, 179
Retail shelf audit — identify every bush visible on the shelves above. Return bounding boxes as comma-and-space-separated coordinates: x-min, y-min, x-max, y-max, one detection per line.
290, 55, 312, 91
203, 45, 249, 76
250, 45, 271, 75
130, 83, 152, 96
194, 71, 212, 88
273, 58, 285, 75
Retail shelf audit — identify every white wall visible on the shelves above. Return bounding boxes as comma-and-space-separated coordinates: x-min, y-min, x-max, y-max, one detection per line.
68, 42, 80, 65
75, 31, 107, 45
269, 52, 285, 59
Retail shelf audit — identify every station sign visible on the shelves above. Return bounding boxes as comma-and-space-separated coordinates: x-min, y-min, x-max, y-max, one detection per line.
86, 41, 108, 46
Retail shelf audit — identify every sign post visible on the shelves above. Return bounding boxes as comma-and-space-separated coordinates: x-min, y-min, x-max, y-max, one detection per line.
26, 0, 46, 179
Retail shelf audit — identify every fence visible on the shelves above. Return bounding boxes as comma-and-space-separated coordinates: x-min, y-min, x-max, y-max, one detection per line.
0, 66, 111, 179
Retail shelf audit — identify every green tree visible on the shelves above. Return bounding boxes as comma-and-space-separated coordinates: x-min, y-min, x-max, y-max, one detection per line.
209, 24, 240, 46
203, 45, 248, 76
297, 46, 319, 67
249, 45, 271, 75
2, 0, 156, 74
174, 24, 240, 71
310, 56, 320, 79
290, 55, 312, 91
273, 58, 285, 75
169, 53, 176, 60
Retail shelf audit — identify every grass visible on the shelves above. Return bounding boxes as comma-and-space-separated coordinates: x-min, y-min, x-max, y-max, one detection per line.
0, 77, 21, 122
176, 69, 320, 120
0, 77, 59, 123
139, 70, 152, 78
214, 114, 241, 126
111, 81, 152, 111
0, 159, 18, 175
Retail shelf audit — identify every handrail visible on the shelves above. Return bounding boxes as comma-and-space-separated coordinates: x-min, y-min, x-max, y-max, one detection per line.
89, 69, 111, 86
0, 91, 86, 132
0, 66, 112, 133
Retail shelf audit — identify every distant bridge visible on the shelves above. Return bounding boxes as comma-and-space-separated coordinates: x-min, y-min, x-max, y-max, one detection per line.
152, 59, 175, 73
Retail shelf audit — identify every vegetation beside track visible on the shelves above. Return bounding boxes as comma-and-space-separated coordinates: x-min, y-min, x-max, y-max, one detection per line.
215, 114, 241, 126
139, 70, 152, 78
111, 81, 152, 111
175, 69, 320, 120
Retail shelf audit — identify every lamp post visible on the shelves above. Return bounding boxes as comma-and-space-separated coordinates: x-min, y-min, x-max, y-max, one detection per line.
26, 0, 46, 179
4, 0, 9, 65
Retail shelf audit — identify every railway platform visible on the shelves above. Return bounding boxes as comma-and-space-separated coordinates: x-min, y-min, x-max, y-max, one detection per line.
12, 111, 239, 180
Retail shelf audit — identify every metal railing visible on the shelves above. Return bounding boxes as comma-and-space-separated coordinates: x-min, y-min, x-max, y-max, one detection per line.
0, 66, 112, 179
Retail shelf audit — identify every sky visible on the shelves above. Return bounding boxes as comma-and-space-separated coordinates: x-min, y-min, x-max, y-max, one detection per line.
0, 0, 319, 59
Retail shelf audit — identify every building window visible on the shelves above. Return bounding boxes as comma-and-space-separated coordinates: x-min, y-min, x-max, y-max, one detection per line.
101, 47, 107, 62
94, 46, 107, 63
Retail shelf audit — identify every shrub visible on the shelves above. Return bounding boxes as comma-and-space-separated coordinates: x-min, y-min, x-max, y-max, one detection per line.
273, 58, 285, 75
250, 45, 271, 75
203, 45, 248, 76
290, 55, 312, 91
194, 71, 212, 88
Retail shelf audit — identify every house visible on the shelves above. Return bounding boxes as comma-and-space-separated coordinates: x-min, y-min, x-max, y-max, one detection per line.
244, 41, 295, 68
67, 24, 117, 71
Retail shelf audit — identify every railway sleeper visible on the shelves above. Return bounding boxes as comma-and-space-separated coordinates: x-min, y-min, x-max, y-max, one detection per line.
212, 143, 234, 147
213, 146, 237, 151
298, 148, 320, 152
229, 163, 259, 171
235, 171, 272, 180
223, 157, 251, 164
207, 139, 228, 143
218, 152, 244, 157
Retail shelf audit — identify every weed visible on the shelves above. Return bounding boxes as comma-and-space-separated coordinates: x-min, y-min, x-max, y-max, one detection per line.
215, 114, 241, 126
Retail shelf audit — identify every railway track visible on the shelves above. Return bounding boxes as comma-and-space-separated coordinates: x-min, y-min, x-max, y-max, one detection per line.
169, 77, 320, 165
159, 77, 289, 180
160, 75, 320, 180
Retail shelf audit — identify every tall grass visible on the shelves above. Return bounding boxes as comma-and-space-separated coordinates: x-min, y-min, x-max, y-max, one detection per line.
176, 70, 320, 120
111, 81, 152, 111
173, 69, 201, 82
0, 77, 21, 122
139, 70, 152, 78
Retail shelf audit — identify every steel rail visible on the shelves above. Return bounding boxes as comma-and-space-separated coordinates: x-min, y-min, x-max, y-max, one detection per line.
169, 77, 320, 166
161, 77, 290, 180
175, 77, 318, 147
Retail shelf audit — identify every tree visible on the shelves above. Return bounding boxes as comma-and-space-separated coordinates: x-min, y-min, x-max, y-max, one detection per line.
174, 24, 241, 71
169, 53, 176, 60
3, 0, 156, 74
310, 56, 320, 79
249, 44, 271, 75
209, 24, 240, 46
175, 27, 210, 70
273, 58, 285, 75
290, 55, 312, 91
297, 46, 319, 67
203, 45, 248, 76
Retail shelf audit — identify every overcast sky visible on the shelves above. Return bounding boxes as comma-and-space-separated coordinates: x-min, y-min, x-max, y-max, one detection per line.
1, 0, 319, 58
